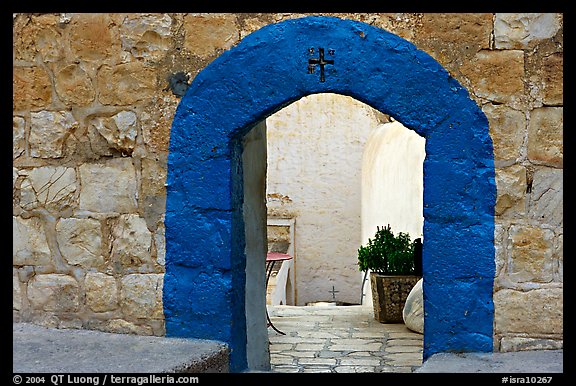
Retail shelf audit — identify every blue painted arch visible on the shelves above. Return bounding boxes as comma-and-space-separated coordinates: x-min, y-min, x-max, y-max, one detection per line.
165, 16, 496, 372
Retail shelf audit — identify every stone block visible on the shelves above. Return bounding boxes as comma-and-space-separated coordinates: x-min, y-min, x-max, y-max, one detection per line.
460, 50, 525, 105
85, 272, 118, 312
29, 111, 77, 159
13, 270, 22, 310
54, 63, 95, 106
539, 52, 563, 106
68, 14, 121, 61
500, 336, 563, 352
527, 107, 563, 167
13, 216, 51, 266
120, 14, 173, 62
111, 214, 154, 271
507, 224, 555, 283
97, 62, 156, 106
495, 165, 527, 216
529, 167, 562, 227
27, 274, 80, 312
20, 166, 77, 211
89, 111, 138, 154
483, 104, 526, 163
494, 288, 562, 334
13, 67, 52, 111
495, 13, 561, 49
78, 158, 137, 213
120, 274, 163, 319
56, 218, 103, 268
13, 116, 26, 159
183, 13, 239, 59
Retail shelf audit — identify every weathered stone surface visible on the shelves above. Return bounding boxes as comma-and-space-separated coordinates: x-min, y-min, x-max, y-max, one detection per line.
13, 216, 51, 266
529, 167, 562, 227
20, 166, 77, 211
78, 158, 137, 213
89, 319, 154, 335
89, 111, 138, 154
507, 225, 554, 283
85, 272, 118, 312
29, 111, 77, 159
140, 96, 177, 152
140, 158, 167, 228
402, 278, 423, 334
460, 50, 525, 105
54, 63, 95, 106
154, 221, 166, 267
183, 13, 239, 59
13, 14, 61, 62
56, 218, 103, 268
27, 274, 80, 312
555, 233, 563, 282
120, 274, 163, 319
68, 14, 121, 62
13, 270, 22, 310
120, 13, 172, 62
495, 165, 527, 217
494, 13, 561, 49
500, 337, 563, 352
527, 107, 563, 167
539, 52, 563, 106
483, 104, 526, 163
97, 62, 156, 106
13, 116, 26, 159
13, 67, 52, 111
111, 214, 153, 271
494, 288, 563, 334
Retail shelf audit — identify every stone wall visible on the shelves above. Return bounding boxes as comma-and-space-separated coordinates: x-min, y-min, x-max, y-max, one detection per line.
13, 13, 562, 349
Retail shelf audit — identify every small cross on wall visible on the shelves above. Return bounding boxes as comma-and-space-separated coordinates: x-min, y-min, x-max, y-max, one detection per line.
308, 47, 334, 82
329, 285, 339, 301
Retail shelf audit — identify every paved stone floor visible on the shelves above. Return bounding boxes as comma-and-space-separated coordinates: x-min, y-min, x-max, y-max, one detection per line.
267, 304, 423, 373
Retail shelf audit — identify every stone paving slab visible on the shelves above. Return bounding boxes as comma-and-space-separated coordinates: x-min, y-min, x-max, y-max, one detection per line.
13, 322, 229, 373
268, 304, 423, 373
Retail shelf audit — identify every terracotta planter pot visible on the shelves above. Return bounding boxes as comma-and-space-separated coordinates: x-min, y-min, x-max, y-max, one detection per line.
370, 272, 421, 323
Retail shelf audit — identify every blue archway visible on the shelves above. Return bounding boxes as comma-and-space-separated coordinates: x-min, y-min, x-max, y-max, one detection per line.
165, 16, 496, 372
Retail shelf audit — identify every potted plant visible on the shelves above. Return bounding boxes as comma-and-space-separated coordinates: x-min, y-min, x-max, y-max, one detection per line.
358, 224, 422, 323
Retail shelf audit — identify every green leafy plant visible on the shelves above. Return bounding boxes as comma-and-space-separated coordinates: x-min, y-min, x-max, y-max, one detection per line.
358, 224, 417, 275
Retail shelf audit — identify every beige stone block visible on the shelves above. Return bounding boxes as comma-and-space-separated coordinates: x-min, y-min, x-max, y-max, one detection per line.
111, 214, 153, 271
13, 216, 51, 266
20, 166, 77, 211
87, 319, 154, 335
97, 62, 156, 106
13, 116, 26, 159
527, 107, 563, 167
13, 270, 22, 310
418, 13, 492, 48
494, 13, 561, 49
494, 288, 562, 334
483, 104, 526, 162
539, 53, 563, 106
500, 336, 563, 352
69, 14, 121, 61
140, 158, 167, 228
13, 14, 62, 62
29, 111, 77, 159
529, 167, 562, 227
85, 272, 118, 312
79, 158, 137, 213
460, 50, 525, 105
120, 14, 173, 62
27, 274, 80, 312
56, 218, 103, 268
54, 64, 95, 106
495, 165, 527, 216
120, 274, 163, 319
507, 224, 555, 283
89, 111, 137, 154
183, 13, 239, 59
13, 67, 52, 111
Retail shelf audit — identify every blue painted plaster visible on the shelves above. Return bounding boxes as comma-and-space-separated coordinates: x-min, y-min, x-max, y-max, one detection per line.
165, 15, 496, 371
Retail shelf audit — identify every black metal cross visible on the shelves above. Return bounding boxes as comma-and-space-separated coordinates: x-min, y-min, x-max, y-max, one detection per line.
308, 48, 334, 82
329, 285, 339, 300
